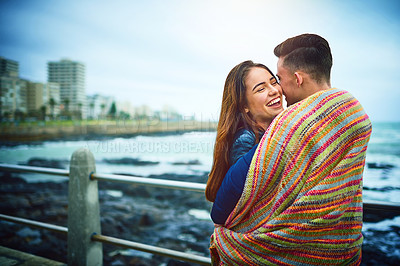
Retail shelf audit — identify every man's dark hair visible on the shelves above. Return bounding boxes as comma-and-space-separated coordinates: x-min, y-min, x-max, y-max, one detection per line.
274, 33, 333, 84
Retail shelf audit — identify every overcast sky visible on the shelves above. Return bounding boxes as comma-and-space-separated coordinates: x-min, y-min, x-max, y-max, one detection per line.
1, 0, 399, 122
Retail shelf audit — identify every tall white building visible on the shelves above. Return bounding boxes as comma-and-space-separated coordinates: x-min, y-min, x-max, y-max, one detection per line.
47, 58, 86, 118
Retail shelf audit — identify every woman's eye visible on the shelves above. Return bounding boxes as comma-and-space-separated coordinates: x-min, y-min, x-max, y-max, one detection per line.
257, 87, 265, 93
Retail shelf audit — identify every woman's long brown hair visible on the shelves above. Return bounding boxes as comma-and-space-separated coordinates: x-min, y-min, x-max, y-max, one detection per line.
205, 60, 274, 202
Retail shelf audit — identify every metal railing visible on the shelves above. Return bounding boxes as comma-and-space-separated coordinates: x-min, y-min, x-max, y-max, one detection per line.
1, 148, 400, 265
0, 148, 212, 266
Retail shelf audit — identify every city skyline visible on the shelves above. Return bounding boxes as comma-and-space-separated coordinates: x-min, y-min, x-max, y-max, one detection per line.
0, 53, 192, 120
1, 55, 176, 120
0, 0, 399, 122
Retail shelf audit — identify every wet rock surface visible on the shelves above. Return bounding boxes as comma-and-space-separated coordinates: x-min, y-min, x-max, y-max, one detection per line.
0, 170, 399, 265
102, 158, 159, 166
22, 157, 70, 169
0, 171, 213, 265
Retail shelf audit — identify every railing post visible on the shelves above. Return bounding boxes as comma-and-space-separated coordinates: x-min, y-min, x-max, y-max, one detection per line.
68, 148, 103, 265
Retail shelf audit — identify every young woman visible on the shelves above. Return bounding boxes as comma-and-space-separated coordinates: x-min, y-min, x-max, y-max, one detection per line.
205, 60, 284, 204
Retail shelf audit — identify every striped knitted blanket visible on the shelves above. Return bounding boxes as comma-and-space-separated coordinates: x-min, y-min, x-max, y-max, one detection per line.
210, 88, 372, 265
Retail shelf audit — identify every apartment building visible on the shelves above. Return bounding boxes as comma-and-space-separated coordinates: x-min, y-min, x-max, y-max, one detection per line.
0, 76, 28, 119
47, 58, 86, 118
0, 57, 28, 120
26, 82, 60, 118
0, 56, 19, 77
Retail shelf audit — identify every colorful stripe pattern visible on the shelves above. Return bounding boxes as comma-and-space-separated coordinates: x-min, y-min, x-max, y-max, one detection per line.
210, 89, 372, 265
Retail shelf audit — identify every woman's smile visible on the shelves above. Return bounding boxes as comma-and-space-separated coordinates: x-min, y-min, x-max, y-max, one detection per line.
267, 97, 281, 107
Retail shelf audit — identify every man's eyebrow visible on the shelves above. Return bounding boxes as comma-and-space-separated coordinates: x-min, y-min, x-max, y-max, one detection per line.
253, 82, 265, 91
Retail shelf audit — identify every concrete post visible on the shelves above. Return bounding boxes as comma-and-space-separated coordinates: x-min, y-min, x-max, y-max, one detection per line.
68, 148, 102, 265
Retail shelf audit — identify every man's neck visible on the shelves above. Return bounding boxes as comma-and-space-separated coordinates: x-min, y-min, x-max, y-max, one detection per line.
303, 80, 331, 99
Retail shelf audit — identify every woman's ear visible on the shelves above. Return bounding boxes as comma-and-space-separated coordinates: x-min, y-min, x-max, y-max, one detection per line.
244, 107, 249, 113
294, 72, 303, 87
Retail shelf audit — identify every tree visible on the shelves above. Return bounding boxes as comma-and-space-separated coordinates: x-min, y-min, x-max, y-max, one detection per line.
89, 101, 95, 119
63, 98, 70, 119
119, 111, 130, 120
63, 98, 70, 112
49, 98, 56, 120
108, 102, 117, 119
14, 109, 25, 122
77, 102, 83, 120
40, 105, 47, 121
100, 103, 106, 119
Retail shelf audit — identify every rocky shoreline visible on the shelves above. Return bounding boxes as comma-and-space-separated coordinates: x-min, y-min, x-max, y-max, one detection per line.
0, 168, 399, 265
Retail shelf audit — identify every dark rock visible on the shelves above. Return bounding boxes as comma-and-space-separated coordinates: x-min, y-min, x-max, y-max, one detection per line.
367, 162, 395, 169
362, 227, 400, 265
364, 186, 400, 192
171, 159, 201, 165
166, 259, 192, 266
0, 195, 31, 210
147, 172, 208, 184
103, 157, 159, 166
0, 171, 27, 184
24, 157, 69, 169
138, 213, 156, 226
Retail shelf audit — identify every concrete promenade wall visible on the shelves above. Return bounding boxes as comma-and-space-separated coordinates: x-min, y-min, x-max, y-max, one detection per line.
0, 120, 217, 142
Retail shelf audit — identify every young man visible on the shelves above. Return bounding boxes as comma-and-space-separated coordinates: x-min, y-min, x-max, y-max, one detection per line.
275, 34, 332, 106
210, 34, 372, 266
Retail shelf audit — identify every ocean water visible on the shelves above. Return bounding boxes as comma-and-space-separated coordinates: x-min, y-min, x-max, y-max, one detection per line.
0, 122, 399, 203
0, 131, 216, 182
363, 122, 400, 203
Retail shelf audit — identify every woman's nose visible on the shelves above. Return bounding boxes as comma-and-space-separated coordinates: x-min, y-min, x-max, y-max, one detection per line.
268, 85, 280, 95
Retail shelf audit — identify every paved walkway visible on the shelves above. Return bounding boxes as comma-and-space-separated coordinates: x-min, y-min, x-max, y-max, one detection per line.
0, 246, 66, 266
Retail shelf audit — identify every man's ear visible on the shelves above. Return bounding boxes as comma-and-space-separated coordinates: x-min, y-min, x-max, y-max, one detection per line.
294, 72, 303, 87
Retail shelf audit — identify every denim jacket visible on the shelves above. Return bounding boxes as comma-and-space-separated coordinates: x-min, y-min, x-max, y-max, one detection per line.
229, 128, 257, 166
211, 128, 263, 224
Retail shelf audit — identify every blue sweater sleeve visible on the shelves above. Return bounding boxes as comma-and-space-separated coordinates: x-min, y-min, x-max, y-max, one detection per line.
211, 144, 257, 224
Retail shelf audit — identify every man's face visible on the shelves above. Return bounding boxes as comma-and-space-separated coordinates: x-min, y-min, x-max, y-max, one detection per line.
276, 57, 298, 106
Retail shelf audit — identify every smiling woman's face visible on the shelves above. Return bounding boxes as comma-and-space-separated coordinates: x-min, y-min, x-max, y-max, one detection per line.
244, 67, 284, 129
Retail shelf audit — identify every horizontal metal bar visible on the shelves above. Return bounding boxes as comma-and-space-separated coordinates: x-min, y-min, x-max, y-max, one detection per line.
0, 163, 69, 177
91, 234, 211, 265
363, 200, 400, 213
1, 213, 211, 264
2, 163, 400, 211
91, 173, 206, 193
0, 213, 68, 235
